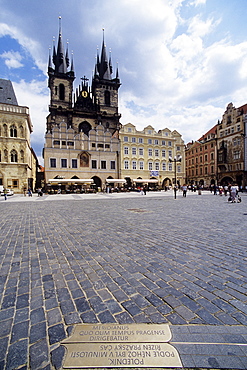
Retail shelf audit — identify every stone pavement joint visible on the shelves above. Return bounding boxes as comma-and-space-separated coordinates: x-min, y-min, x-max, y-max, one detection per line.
0, 191, 247, 369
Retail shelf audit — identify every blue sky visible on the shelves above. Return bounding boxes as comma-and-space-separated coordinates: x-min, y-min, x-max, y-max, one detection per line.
1, 0, 247, 164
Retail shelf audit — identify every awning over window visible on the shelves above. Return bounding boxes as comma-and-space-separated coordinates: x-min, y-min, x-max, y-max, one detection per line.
106, 179, 126, 183
48, 179, 93, 184
133, 179, 158, 183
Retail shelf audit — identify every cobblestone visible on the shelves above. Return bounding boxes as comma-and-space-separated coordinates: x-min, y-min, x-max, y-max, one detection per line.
0, 191, 247, 368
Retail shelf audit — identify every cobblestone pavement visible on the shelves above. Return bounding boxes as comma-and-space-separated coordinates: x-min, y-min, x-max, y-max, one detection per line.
0, 190, 247, 369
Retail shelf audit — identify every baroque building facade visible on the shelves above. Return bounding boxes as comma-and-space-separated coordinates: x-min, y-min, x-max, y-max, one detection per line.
185, 102, 247, 189
119, 123, 185, 189
43, 23, 121, 192
185, 125, 217, 188
0, 79, 37, 193
217, 102, 247, 187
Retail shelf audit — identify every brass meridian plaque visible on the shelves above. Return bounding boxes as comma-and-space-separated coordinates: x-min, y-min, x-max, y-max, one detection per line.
62, 324, 182, 368
62, 342, 182, 368
62, 323, 172, 343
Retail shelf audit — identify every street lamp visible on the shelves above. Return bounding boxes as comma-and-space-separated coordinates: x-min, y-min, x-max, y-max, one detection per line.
169, 155, 182, 199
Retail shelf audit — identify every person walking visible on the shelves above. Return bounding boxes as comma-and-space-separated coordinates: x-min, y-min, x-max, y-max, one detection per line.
3, 188, 7, 200
182, 184, 187, 197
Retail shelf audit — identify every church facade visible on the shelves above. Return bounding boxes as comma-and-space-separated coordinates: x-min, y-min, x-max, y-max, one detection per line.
43, 23, 121, 192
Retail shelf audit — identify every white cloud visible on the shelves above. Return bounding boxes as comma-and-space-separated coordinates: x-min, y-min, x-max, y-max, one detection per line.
0, 50, 23, 68
0, 22, 46, 73
13, 79, 49, 161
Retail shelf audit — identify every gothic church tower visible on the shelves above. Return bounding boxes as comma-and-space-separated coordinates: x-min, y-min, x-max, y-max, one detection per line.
43, 19, 122, 190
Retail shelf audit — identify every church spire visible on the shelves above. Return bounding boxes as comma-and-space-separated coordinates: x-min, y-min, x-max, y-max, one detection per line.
95, 29, 112, 80
49, 16, 72, 75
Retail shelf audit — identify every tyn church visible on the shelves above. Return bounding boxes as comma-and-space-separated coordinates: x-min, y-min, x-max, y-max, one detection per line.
43, 20, 121, 192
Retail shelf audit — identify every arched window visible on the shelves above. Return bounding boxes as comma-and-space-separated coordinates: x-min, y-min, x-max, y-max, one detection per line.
10, 125, 17, 137
59, 84, 65, 100
78, 121, 91, 136
3, 124, 7, 136
104, 90, 110, 106
11, 150, 18, 162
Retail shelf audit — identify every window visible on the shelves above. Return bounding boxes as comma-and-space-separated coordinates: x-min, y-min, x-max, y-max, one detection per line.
139, 148, 144, 156
205, 154, 208, 161
110, 161, 116, 170
211, 152, 214, 160
62, 141, 66, 146
124, 160, 129, 170
138, 138, 143, 143
72, 159, 77, 168
168, 163, 172, 171
155, 149, 159, 157
132, 161, 137, 170
155, 162, 159, 170
92, 143, 96, 147
148, 130, 152, 135
105, 144, 110, 149
92, 160, 97, 169
98, 143, 104, 148
12, 180, 18, 188
11, 150, 17, 162
50, 158, 56, 168
148, 162, 153, 170
148, 148, 152, 156
61, 159, 67, 168
162, 140, 166, 146
67, 141, 74, 147
168, 141, 172, 146
59, 84, 65, 100
132, 147, 137, 155
162, 150, 166, 157
211, 165, 214, 173
139, 161, 144, 170
132, 137, 136, 143
233, 150, 240, 160
101, 160, 106, 169
10, 125, 17, 137
124, 146, 129, 155
200, 156, 202, 163
177, 146, 180, 151
104, 90, 110, 106
162, 162, 166, 171
128, 127, 132, 132
168, 150, 172, 157
177, 166, 181, 173
205, 167, 208, 174
231, 127, 234, 134
154, 139, 159, 145
53, 140, 60, 145
124, 136, 128, 142
237, 125, 241, 131
148, 139, 152, 144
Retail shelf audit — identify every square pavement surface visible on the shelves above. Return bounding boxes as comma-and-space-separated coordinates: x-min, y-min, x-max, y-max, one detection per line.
0, 190, 247, 369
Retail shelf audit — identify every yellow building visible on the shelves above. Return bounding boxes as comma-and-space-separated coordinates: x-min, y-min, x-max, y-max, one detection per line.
0, 79, 37, 193
119, 123, 185, 189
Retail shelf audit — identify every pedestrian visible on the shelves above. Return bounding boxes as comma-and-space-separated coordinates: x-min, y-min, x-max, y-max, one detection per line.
229, 183, 239, 203
140, 187, 144, 195
182, 184, 187, 197
224, 185, 228, 196
3, 187, 7, 200
28, 188, 32, 197
143, 185, 147, 195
